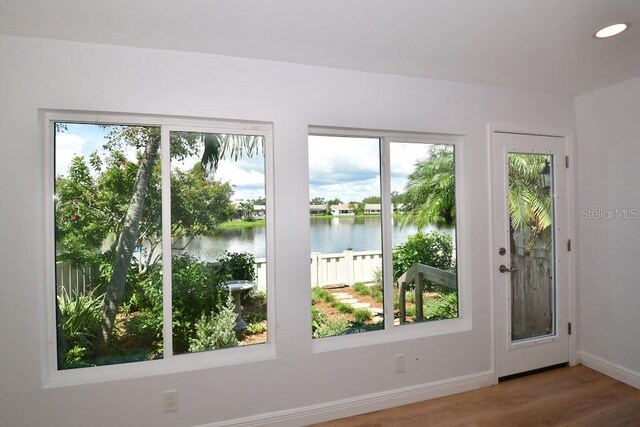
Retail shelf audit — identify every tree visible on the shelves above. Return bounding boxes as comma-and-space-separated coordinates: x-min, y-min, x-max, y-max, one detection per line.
310, 197, 325, 205
350, 201, 363, 215
101, 130, 160, 346
401, 147, 551, 254
252, 196, 266, 206
170, 163, 235, 252
507, 153, 552, 253
391, 191, 403, 205
402, 147, 456, 229
325, 198, 342, 209
361, 196, 381, 204
56, 125, 262, 349
238, 201, 255, 221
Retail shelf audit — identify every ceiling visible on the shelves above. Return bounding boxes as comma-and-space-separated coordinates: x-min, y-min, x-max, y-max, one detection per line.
1, 0, 639, 95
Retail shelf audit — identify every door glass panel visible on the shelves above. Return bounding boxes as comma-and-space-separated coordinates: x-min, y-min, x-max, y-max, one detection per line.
507, 153, 555, 341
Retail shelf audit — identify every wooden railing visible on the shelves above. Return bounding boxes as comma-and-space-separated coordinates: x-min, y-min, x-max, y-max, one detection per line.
396, 263, 457, 324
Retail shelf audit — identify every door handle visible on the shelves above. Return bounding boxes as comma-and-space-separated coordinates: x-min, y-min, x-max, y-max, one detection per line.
499, 264, 518, 273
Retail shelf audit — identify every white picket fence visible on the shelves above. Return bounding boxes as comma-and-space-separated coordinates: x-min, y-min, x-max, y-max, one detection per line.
55, 262, 96, 295
57, 250, 382, 294
252, 250, 382, 291
309, 250, 381, 288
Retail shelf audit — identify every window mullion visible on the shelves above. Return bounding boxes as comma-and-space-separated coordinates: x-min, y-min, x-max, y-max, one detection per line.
161, 126, 173, 358
380, 137, 395, 331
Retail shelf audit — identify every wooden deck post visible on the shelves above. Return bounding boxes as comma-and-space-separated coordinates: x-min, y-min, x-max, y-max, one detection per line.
415, 272, 424, 321
399, 281, 406, 324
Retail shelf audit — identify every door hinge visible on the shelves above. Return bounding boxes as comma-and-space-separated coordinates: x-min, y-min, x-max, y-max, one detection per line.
567, 239, 571, 251
565, 156, 569, 168
568, 322, 572, 335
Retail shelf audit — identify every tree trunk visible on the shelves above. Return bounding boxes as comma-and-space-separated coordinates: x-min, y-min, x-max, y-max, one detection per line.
100, 134, 160, 349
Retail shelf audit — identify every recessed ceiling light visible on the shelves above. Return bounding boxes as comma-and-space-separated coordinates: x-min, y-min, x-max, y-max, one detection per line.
594, 23, 629, 39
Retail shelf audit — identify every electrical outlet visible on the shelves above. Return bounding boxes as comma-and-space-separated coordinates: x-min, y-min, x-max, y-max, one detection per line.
394, 354, 405, 373
163, 389, 178, 413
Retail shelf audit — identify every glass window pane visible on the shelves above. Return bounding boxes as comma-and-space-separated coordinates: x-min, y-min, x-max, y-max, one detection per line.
54, 123, 163, 369
308, 135, 384, 338
390, 142, 458, 325
170, 131, 267, 354
507, 153, 555, 341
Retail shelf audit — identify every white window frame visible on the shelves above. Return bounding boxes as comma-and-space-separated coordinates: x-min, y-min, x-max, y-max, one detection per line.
309, 127, 471, 353
42, 110, 276, 387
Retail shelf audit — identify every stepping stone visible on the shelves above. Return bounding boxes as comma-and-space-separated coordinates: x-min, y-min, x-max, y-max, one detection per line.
332, 292, 352, 299
351, 302, 371, 309
339, 298, 359, 304
394, 318, 401, 326
369, 307, 383, 314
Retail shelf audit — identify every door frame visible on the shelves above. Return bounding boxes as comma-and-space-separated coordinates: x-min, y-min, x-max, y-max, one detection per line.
488, 123, 577, 384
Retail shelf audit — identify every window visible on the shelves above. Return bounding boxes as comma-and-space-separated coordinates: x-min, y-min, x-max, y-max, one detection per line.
389, 142, 458, 325
308, 135, 384, 337
49, 113, 273, 377
309, 129, 460, 342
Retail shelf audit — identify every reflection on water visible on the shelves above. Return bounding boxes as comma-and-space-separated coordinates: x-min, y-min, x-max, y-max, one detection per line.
173, 216, 454, 261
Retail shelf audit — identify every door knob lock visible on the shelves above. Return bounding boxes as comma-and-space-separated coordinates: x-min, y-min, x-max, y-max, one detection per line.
499, 264, 517, 273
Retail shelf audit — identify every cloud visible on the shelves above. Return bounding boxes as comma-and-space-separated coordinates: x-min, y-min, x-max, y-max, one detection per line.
308, 136, 446, 201
55, 133, 87, 176
389, 142, 432, 193
308, 136, 381, 200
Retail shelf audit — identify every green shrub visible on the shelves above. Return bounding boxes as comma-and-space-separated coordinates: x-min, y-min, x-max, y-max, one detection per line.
353, 308, 373, 323
405, 305, 416, 318
314, 318, 349, 338
352, 282, 367, 294
311, 306, 326, 335
57, 287, 105, 368
125, 267, 164, 353
188, 293, 239, 352
62, 345, 91, 368
352, 282, 383, 303
245, 310, 266, 325
311, 286, 335, 304
336, 302, 354, 314
392, 231, 454, 281
125, 255, 226, 354
424, 292, 458, 320
217, 251, 256, 281
245, 321, 267, 335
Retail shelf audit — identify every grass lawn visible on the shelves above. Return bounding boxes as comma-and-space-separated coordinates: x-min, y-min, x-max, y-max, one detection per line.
219, 219, 265, 229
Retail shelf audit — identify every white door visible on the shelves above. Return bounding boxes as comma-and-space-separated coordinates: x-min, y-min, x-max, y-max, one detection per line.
492, 131, 570, 378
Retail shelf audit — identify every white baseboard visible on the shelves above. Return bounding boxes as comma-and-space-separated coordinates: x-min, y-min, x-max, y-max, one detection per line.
579, 351, 640, 390
199, 370, 494, 427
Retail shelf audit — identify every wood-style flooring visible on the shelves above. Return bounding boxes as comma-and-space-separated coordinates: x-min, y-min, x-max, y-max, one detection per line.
312, 365, 640, 426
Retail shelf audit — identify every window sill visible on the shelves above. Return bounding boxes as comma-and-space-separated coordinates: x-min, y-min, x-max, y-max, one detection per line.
311, 316, 472, 354
43, 343, 276, 388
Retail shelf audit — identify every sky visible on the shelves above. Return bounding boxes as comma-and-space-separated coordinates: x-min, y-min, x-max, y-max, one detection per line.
308, 135, 438, 202
55, 123, 266, 201
55, 124, 446, 202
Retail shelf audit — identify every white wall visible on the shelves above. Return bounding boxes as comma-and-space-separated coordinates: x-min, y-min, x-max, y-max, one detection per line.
0, 35, 576, 426
575, 76, 640, 383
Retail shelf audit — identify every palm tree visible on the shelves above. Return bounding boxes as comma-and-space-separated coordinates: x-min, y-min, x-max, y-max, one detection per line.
507, 153, 552, 254
401, 148, 551, 254
401, 147, 456, 229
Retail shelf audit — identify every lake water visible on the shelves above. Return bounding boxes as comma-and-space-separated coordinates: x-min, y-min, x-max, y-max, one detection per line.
173, 217, 454, 261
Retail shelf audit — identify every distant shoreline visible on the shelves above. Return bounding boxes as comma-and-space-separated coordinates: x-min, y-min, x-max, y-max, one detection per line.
219, 214, 406, 229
